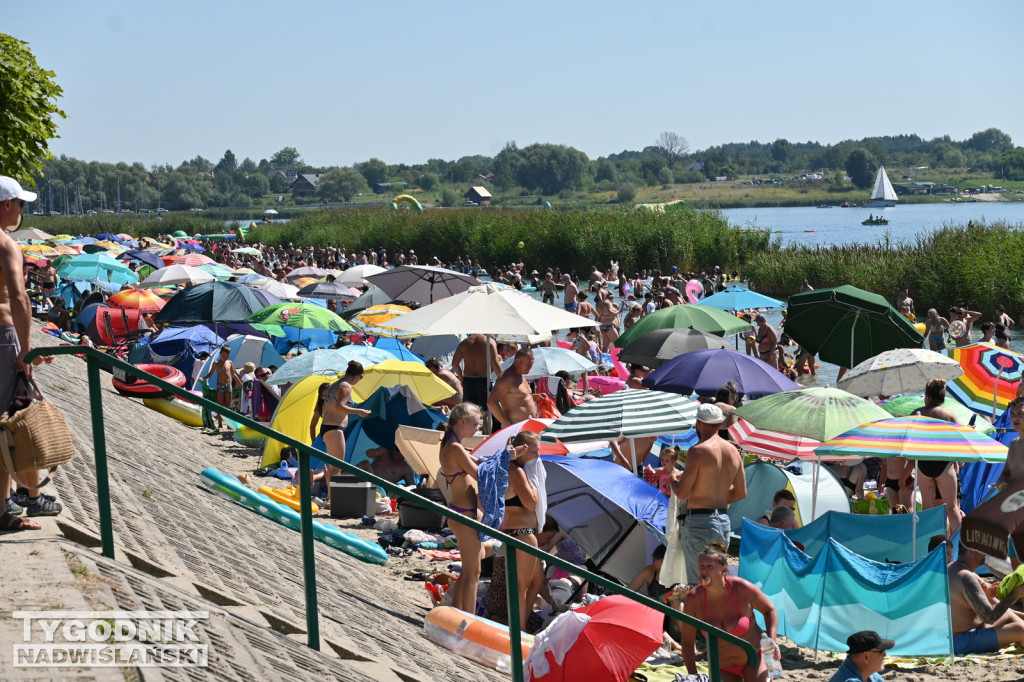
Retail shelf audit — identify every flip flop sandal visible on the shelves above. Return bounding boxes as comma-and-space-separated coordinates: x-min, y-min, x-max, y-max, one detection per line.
0, 512, 40, 531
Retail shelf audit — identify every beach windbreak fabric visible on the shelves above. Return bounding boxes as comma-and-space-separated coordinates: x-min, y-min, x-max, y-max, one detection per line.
739, 519, 952, 656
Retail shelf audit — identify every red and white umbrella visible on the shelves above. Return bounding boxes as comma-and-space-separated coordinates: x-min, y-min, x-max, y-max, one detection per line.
729, 417, 823, 462
471, 418, 607, 459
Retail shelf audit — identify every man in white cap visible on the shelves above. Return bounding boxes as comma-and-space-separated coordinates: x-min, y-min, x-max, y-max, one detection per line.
670, 403, 746, 581
0, 176, 61, 529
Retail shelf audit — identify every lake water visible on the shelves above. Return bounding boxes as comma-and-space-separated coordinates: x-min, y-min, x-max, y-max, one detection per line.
721, 201, 1024, 247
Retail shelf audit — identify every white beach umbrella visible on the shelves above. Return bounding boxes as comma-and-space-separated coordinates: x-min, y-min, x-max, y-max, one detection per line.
245, 276, 301, 301
140, 264, 216, 286
337, 264, 387, 287
837, 347, 964, 398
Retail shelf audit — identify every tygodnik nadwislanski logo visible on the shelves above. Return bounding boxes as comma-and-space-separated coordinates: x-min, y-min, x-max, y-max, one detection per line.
13, 611, 209, 667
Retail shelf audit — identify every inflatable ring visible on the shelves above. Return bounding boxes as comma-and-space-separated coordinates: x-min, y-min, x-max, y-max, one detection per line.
113, 364, 186, 398
424, 606, 533, 670
949, 320, 967, 338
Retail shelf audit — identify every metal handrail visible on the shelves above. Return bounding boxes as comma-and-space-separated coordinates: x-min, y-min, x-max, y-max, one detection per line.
25, 344, 757, 681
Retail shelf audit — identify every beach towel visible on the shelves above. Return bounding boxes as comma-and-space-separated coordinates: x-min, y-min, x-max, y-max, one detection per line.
659, 493, 687, 587
523, 456, 547, 532
524, 610, 591, 680
477, 446, 511, 539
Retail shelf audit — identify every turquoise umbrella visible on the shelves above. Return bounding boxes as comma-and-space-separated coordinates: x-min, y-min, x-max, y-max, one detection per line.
57, 252, 139, 285
696, 288, 784, 311
265, 346, 396, 385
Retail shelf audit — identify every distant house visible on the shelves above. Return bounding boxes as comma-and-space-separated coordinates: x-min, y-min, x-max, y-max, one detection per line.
373, 182, 408, 194
268, 169, 298, 182
291, 174, 322, 199
477, 172, 495, 182
465, 186, 493, 205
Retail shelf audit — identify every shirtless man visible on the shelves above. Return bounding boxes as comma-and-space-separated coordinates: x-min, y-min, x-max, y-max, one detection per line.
451, 334, 501, 417
996, 397, 1024, 489
896, 288, 915, 320
669, 403, 746, 582
948, 544, 1024, 655
575, 292, 597, 321
321, 361, 372, 480
594, 290, 621, 351
357, 446, 417, 485
0, 177, 60, 528
201, 345, 241, 432
487, 348, 538, 428
951, 307, 982, 347
425, 357, 463, 409
562, 274, 579, 312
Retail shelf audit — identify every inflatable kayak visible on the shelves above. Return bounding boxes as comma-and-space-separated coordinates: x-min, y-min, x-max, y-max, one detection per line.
200, 468, 386, 564
258, 485, 319, 514
234, 424, 268, 447
144, 396, 204, 427
113, 363, 186, 398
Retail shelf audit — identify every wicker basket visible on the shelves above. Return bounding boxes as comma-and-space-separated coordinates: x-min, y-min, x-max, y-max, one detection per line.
0, 376, 76, 474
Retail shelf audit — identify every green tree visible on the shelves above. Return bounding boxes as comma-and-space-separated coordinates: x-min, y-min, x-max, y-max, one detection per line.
316, 168, 369, 202
239, 157, 258, 173
491, 141, 522, 190
771, 138, 793, 165
163, 166, 213, 209
270, 147, 302, 168
965, 128, 1012, 153
357, 157, 389, 186
440, 188, 458, 207
616, 183, 637, 203
594, 159, 617, 183
845, 149, 877, 189
0, 34, 66, 183
216, 149, 237, 174
515, 143, 590, 195
418, 173, 437, 191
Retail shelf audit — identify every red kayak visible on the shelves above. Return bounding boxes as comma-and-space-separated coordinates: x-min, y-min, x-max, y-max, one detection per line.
112, 363, 186, 398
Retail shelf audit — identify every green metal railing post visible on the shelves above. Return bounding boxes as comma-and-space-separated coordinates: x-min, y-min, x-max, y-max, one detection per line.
27, 345, 755, 682
297, 448, 320, 650
504, 546, 524, 681
85, 354, 115, 559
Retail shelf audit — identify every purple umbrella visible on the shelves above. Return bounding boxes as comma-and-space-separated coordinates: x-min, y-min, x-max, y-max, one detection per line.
118, 250, 165, 269
247, 288, 283, 308
642, 348, 799, 399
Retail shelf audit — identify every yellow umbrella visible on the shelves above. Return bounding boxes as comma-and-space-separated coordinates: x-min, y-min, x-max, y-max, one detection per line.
350, 304, 417, 338
351, 359, 456, 405
21, 244, 61, 258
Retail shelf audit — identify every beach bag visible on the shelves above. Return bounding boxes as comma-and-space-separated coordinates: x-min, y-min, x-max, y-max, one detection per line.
0, 372, 76, 487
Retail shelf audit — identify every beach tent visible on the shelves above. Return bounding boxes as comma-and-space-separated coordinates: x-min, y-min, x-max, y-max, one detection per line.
82, 305, 144, 346
395, 425, 487, 489
727, 460, 850, 537
542, 456, 668, 586
342, 385, 446, 469
191, 334, 285, 389
260, 375, 334, 468
142, 325, 225, 378
739, 520, 952, 656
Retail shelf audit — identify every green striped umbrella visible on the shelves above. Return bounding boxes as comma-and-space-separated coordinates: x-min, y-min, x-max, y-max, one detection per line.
540, 388, 699, 472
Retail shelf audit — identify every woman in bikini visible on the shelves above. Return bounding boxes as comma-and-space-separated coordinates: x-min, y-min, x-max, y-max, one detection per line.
320, 361, 371, 480
681, 542, 779, 682
925, 308, 950, 352
995, 304, 1015, 349
502, 431, 542, 625
753, 315, 778, 369
439, 402, 485, 613
912, 379, 962, 534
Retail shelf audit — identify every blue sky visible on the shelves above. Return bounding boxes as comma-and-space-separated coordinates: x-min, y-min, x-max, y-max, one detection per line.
9, 1, 1023, 168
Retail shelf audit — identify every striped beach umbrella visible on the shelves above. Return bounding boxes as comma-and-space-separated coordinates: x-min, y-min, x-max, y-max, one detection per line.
540, 388, 698, 471
729, 418, 823, 462
946, 342, 1024, 418
815, 416, 1006, 463
733, 387, 891, 444
878, 395, 995, 435
107, 288, 166, 314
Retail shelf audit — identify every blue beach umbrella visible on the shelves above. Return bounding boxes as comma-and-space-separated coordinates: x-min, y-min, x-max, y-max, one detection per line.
697, 288, 784, 311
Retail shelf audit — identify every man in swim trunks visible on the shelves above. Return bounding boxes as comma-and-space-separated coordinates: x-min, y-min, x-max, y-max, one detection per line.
425, 357, 463, 410
562, 274, 578, 312
827, 630, 894, 682
200, 345, 241, 432
669, 404, 746, 583
950, 306, 981, 347
948, 543, 1024, 655
451, 334, 501, 426
487, 348, 538, 429
0, 177, 60, 528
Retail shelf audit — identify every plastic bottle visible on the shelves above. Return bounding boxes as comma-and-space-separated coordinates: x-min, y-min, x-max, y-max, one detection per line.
868, 500, 878, 515
760, 632, 783, 678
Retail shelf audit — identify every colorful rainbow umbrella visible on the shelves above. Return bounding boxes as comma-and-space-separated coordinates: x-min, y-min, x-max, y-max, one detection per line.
946, 342, 1024, 418
815, 416, 1006, 463
107, 288, 166, 314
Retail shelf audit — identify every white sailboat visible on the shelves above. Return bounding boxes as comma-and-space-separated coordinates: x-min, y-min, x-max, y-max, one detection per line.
863, 166, 898, 208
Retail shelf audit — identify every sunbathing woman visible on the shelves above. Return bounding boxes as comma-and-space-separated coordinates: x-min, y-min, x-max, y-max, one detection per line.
440, 402, 484, 613
681, 542, 779, 682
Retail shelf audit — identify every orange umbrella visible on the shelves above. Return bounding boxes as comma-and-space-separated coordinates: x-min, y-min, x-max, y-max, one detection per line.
107, 288, 167, 314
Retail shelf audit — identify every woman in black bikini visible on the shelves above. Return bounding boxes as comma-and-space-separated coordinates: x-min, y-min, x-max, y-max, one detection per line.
912, 379, 962, 534
320, 361, 371, 480
503, 431, 542, 625
439, 402, 485, 613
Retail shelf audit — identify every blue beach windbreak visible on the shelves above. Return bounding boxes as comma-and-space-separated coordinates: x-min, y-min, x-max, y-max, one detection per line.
739, 518, 952, 656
